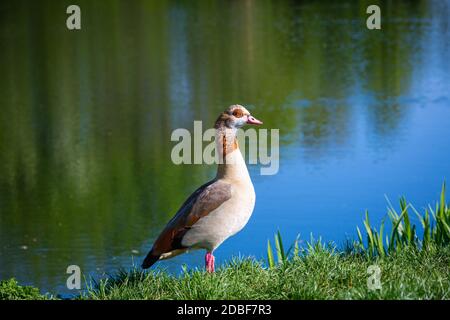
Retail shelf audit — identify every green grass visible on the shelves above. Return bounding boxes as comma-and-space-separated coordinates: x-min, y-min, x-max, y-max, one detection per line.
2, 184, 450, 300
0, 279, 48, 300
83, 244, 449, 300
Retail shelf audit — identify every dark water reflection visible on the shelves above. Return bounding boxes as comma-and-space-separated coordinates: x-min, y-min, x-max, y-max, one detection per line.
0, 0, 449, 295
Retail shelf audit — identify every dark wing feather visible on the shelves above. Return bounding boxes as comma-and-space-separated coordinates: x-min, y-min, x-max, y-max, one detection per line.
142, 179, 231, 268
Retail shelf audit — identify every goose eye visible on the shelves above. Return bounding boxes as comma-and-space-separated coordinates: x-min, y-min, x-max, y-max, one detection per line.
232, 109, 244, 118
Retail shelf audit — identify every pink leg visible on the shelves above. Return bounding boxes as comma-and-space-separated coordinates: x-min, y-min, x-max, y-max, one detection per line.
205, 252, 215, 273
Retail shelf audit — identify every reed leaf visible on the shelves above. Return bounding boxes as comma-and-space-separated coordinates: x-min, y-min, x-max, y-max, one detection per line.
267, 240, 275, 268
274, 231, 286, 264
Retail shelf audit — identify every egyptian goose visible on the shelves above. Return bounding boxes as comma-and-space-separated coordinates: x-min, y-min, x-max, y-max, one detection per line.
142, 105, 263, 272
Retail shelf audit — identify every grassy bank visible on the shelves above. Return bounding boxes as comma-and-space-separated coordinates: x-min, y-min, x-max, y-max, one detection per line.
84, 244, 449, 300
0, 279, 48, 300
1, 185, 449, 300
2, 245, 449, 300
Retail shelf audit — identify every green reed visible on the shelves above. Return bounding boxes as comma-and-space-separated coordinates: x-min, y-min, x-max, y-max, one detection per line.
268, 183, 450, 266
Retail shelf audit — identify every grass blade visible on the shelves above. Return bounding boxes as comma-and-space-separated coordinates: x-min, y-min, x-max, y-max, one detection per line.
267, 240, 275, 268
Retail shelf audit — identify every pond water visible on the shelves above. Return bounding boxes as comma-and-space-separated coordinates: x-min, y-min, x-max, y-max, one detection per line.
0, 0, 449, 296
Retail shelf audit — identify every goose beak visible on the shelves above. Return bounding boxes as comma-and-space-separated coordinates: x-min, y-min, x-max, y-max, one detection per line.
246, 115, 263, 125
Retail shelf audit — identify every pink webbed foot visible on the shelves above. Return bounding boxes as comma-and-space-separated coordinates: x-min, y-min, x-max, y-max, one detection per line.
205, 252, 215, 273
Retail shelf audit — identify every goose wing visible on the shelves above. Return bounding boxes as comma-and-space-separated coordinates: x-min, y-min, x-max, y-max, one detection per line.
142, 179, 232, 268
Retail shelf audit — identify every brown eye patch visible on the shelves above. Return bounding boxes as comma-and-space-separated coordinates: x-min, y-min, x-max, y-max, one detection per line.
232, 109, 244, 118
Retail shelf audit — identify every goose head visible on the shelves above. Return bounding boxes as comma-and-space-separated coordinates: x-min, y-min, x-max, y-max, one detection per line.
215, 105, 263, 129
